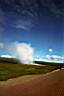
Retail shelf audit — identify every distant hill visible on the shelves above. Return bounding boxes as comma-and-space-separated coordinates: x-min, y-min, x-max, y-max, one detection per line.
0, 57, 20, 64
34, 61, 64, 66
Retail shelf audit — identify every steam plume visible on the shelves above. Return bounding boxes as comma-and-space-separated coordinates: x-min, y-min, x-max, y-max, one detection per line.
8, 42, 34, 64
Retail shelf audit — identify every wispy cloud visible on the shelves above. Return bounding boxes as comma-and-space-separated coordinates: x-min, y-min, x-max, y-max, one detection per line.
0, 43, 4, 48
41, 0, 64, 17
46, 55, 64, 61
14, 19, 34, 31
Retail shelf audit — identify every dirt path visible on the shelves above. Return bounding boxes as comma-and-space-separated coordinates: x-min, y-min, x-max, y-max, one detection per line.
0, 69, 64, 96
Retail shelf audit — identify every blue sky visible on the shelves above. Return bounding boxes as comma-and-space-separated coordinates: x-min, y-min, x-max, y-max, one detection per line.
0, 0, 64, 62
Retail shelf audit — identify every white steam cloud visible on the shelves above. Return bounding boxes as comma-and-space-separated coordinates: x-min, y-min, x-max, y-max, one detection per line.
6, 42, 34, 64
14, 43, 34, 64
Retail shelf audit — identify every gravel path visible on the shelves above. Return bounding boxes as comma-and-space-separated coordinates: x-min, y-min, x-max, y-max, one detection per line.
0, 69, 64, 96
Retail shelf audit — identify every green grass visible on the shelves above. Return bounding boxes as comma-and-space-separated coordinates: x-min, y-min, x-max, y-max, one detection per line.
0, 61, 59, 81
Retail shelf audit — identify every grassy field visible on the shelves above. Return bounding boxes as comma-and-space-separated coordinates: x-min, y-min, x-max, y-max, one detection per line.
0, 63, 60, 81
0, 57, 62, 81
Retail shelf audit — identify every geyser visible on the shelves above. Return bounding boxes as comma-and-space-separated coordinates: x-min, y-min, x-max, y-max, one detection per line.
15, 43, 34, 64
7, 42, 34, 64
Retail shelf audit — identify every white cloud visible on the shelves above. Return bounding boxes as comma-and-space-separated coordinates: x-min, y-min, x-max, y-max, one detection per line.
46, 55, 50, 59
1, 55, 14, 58
42, 55, 63, 63
46, 55, 64, 61
49, 49, 53, 52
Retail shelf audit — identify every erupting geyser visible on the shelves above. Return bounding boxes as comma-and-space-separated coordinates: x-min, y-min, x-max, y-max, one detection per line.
15, 43, 34, 64
7, 42, 34, 64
